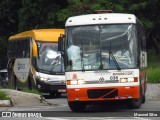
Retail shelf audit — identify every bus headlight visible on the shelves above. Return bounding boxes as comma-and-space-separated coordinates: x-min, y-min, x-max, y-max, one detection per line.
67, 79, 85, 85
127, 78, 134, 82
120, 77, 138, 82
77, 79, 85, 84
70, 80, 78, 85
37, 76, 48, 82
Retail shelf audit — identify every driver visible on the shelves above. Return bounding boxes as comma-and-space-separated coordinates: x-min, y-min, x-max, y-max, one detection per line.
67, 34, 82, 70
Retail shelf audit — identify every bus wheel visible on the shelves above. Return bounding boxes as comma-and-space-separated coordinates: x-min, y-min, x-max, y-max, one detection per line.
68, 102, 86, 112
127, 87, 142, 109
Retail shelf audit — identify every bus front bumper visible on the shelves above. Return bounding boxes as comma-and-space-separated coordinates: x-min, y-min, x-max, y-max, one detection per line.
67, 86, 140, 102
36, 79, 66, 93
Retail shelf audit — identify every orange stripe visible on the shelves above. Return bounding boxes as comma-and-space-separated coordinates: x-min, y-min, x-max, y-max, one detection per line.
67, 86, 140, 102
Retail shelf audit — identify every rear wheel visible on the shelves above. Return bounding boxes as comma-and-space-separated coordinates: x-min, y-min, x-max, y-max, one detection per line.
68, 102, 87, 112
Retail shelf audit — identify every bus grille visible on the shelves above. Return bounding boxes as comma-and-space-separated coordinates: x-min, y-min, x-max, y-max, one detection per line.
87, 88, 118, 99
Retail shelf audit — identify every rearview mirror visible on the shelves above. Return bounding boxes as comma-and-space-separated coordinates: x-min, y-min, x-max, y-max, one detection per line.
58, 35, 65, 52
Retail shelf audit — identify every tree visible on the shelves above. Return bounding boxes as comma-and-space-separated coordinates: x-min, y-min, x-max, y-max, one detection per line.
0, 0, 21, 69
57, 0, 160, 54
18, 0, 67, 32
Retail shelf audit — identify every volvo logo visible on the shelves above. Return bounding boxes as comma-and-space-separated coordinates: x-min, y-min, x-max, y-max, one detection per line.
99, 77, 105, 83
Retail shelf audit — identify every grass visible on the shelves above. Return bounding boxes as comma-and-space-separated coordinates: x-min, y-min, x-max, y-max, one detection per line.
0, 90, 11, 100
147, 49, 160, 83
21, 88, 40, 95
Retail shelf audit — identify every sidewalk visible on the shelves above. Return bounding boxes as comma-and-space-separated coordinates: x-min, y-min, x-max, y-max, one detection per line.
146, 83, 160, 101
0, 89, 47, 107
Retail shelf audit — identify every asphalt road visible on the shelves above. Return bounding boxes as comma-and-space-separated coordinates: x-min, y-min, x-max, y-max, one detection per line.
1, 93, 160, 120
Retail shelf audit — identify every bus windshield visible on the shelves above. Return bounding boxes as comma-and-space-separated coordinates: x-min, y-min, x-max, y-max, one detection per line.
36, 42, 64, 73
66, 24, 138, 71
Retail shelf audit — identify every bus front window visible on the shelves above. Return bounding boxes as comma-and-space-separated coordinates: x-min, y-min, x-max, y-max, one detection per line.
66, 24, 138, 71
101, 24, 138, 69
37, 42, 64, 73
66, 26, 101, 71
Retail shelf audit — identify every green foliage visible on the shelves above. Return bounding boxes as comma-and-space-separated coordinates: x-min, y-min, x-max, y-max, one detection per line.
0, 37, 7, 69
147, 68, 160, 83
0, 0, 160, 69
147, 49, 160, 83
0, 90, 10, 100
18, 0, 66, 32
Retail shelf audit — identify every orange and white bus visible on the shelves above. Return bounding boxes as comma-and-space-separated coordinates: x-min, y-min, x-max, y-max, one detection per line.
58, 11, 147, 111
8, 29, 66, 97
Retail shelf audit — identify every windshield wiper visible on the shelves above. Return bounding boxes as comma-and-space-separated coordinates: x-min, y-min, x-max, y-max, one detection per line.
109, 42, 121, 70
81, 41, 85, 72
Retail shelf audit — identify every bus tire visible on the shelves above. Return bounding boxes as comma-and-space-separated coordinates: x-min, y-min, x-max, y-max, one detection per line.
68, 102, 86, 112
127, 86, 142, 109
142, 74, 147, 104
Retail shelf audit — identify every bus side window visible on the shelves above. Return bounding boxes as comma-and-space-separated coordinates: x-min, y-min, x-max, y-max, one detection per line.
13, 41, 16, 57
11, 41, 14, 57
15, 40, 17, 58
17, 40, 20, 58
19, 40, 23, 58
23, 38, 30, 58
21, 40, 25, 58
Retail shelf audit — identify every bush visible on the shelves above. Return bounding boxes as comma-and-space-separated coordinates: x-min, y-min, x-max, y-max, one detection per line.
21, 88, 40, 95
0, 90, 10, 100
147, 49, 160, 83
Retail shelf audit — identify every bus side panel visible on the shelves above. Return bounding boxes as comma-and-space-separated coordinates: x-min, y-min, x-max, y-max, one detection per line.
13, 58, 30, 83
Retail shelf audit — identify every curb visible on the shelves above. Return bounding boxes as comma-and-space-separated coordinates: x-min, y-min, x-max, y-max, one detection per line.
0, 100, 13, 107
0, 89, 53, 107
38, 95, 52, 105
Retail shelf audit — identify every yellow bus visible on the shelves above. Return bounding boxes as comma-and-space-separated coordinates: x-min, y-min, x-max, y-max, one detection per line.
7, 29, 66, 97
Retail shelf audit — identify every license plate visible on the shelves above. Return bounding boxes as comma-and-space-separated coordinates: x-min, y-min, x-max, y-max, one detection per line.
58, 89, 66, 92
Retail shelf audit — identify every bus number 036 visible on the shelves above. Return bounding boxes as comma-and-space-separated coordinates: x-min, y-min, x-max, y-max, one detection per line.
110, 76, 118, 80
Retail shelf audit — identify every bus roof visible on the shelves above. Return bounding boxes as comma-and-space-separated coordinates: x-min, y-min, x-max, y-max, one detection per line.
9, 29, 64, 42
66, 13, 137, 27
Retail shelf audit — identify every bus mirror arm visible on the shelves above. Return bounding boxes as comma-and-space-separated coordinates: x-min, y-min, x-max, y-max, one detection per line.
69, 60, 72, 66
58, 35, 65, 53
